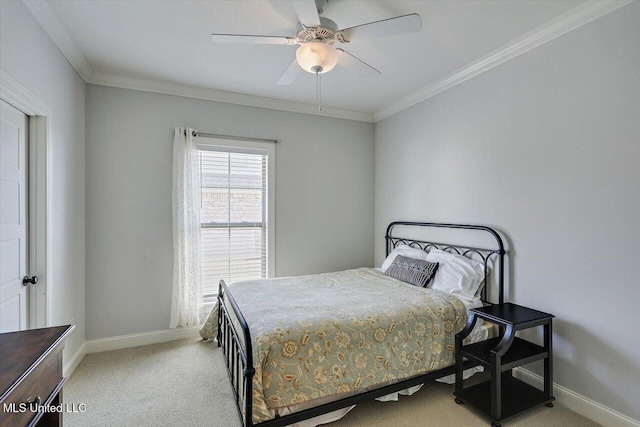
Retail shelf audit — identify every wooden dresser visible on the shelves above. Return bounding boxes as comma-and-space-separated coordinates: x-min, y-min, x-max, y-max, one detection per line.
0, 325, 74, 427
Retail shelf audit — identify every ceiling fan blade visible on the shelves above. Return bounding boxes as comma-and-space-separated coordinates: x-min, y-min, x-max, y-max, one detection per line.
340, 13, 422, 41
276, 59, 302, 85
292, 0, 321, 27
336, 49, 381, 77
211, 34, 296, 45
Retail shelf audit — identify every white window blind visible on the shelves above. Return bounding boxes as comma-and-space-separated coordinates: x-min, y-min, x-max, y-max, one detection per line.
199, 147, 268, 297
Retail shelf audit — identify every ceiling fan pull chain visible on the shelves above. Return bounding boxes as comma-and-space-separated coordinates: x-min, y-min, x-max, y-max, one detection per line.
319, 72, 322, 112
316, 70, 322, 112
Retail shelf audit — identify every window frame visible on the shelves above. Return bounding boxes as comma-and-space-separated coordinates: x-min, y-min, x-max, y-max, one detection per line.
197, 137, 276, 301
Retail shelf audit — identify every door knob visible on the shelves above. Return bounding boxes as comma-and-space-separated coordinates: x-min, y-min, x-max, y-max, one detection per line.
22, 276, 38, 286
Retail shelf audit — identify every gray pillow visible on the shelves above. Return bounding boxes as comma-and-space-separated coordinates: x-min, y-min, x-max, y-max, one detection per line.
384, 255, 439, 288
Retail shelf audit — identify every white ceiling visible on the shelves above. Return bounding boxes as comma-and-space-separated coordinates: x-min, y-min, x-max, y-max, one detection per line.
44, 0, 588, 117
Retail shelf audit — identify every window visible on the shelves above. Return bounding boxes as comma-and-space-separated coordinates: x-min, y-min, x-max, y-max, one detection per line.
198, 141, 274, 298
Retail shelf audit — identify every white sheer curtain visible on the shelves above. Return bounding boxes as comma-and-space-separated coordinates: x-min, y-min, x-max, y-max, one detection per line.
170, 127, 203, 328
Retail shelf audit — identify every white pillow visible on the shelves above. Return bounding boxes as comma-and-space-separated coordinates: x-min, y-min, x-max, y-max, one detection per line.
426, 249, 485, 302
380, 245, 428, 272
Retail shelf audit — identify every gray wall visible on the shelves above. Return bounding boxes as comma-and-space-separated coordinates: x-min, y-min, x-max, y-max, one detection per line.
0, 1, 86, 362
374, 3, 639, 419
85, 84, 374, 339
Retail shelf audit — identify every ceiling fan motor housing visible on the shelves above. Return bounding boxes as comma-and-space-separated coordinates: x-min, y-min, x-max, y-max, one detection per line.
296, 17, 339, 43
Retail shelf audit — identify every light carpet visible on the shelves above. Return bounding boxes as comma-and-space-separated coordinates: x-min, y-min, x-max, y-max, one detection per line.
65, 338, 600, 427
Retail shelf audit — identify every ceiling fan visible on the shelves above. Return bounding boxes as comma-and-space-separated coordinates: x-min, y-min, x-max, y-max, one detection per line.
211, 0, 422, 101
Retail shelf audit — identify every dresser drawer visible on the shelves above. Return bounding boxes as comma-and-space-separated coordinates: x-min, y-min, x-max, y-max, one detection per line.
0, 347, 62, 427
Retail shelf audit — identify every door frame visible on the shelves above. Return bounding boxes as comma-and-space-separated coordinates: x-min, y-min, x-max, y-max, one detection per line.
1, 69, 51, 328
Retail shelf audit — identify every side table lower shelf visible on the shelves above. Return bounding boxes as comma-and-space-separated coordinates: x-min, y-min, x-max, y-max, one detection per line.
454, 375, 553, 422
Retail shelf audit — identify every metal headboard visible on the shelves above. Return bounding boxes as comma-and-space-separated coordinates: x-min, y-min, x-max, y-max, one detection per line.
385, 222, 506, 304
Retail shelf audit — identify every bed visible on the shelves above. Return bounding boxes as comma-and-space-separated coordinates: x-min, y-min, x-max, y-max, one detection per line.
206, 222, 506, 427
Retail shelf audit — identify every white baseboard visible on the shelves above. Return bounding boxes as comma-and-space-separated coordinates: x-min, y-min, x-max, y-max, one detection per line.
64, 341, 87, 378
84, 326, 201, 354
513, 368, 640, 427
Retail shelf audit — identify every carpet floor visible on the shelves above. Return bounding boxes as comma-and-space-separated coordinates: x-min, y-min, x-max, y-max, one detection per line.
65, 338, 599, 427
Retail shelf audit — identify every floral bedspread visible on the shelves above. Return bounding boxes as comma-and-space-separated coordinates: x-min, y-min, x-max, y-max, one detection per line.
200, 268, 468, 424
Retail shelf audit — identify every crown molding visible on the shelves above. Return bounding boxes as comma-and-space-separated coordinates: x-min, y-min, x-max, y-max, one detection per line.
374, 0, 634, 122
87, 72, 375, 122
22, 0, 93, 81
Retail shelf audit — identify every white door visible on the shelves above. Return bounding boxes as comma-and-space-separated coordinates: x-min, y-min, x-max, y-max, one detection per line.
0, 99, 28, 333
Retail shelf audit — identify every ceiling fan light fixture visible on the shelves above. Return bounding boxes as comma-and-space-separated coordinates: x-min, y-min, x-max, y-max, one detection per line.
295, 42, 339, 74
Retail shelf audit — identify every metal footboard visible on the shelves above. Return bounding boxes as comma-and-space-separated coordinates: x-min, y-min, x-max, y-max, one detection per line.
218, 280, 255, 426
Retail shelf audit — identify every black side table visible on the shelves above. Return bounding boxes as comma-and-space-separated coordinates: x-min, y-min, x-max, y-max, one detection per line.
454, 303, 555, 426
